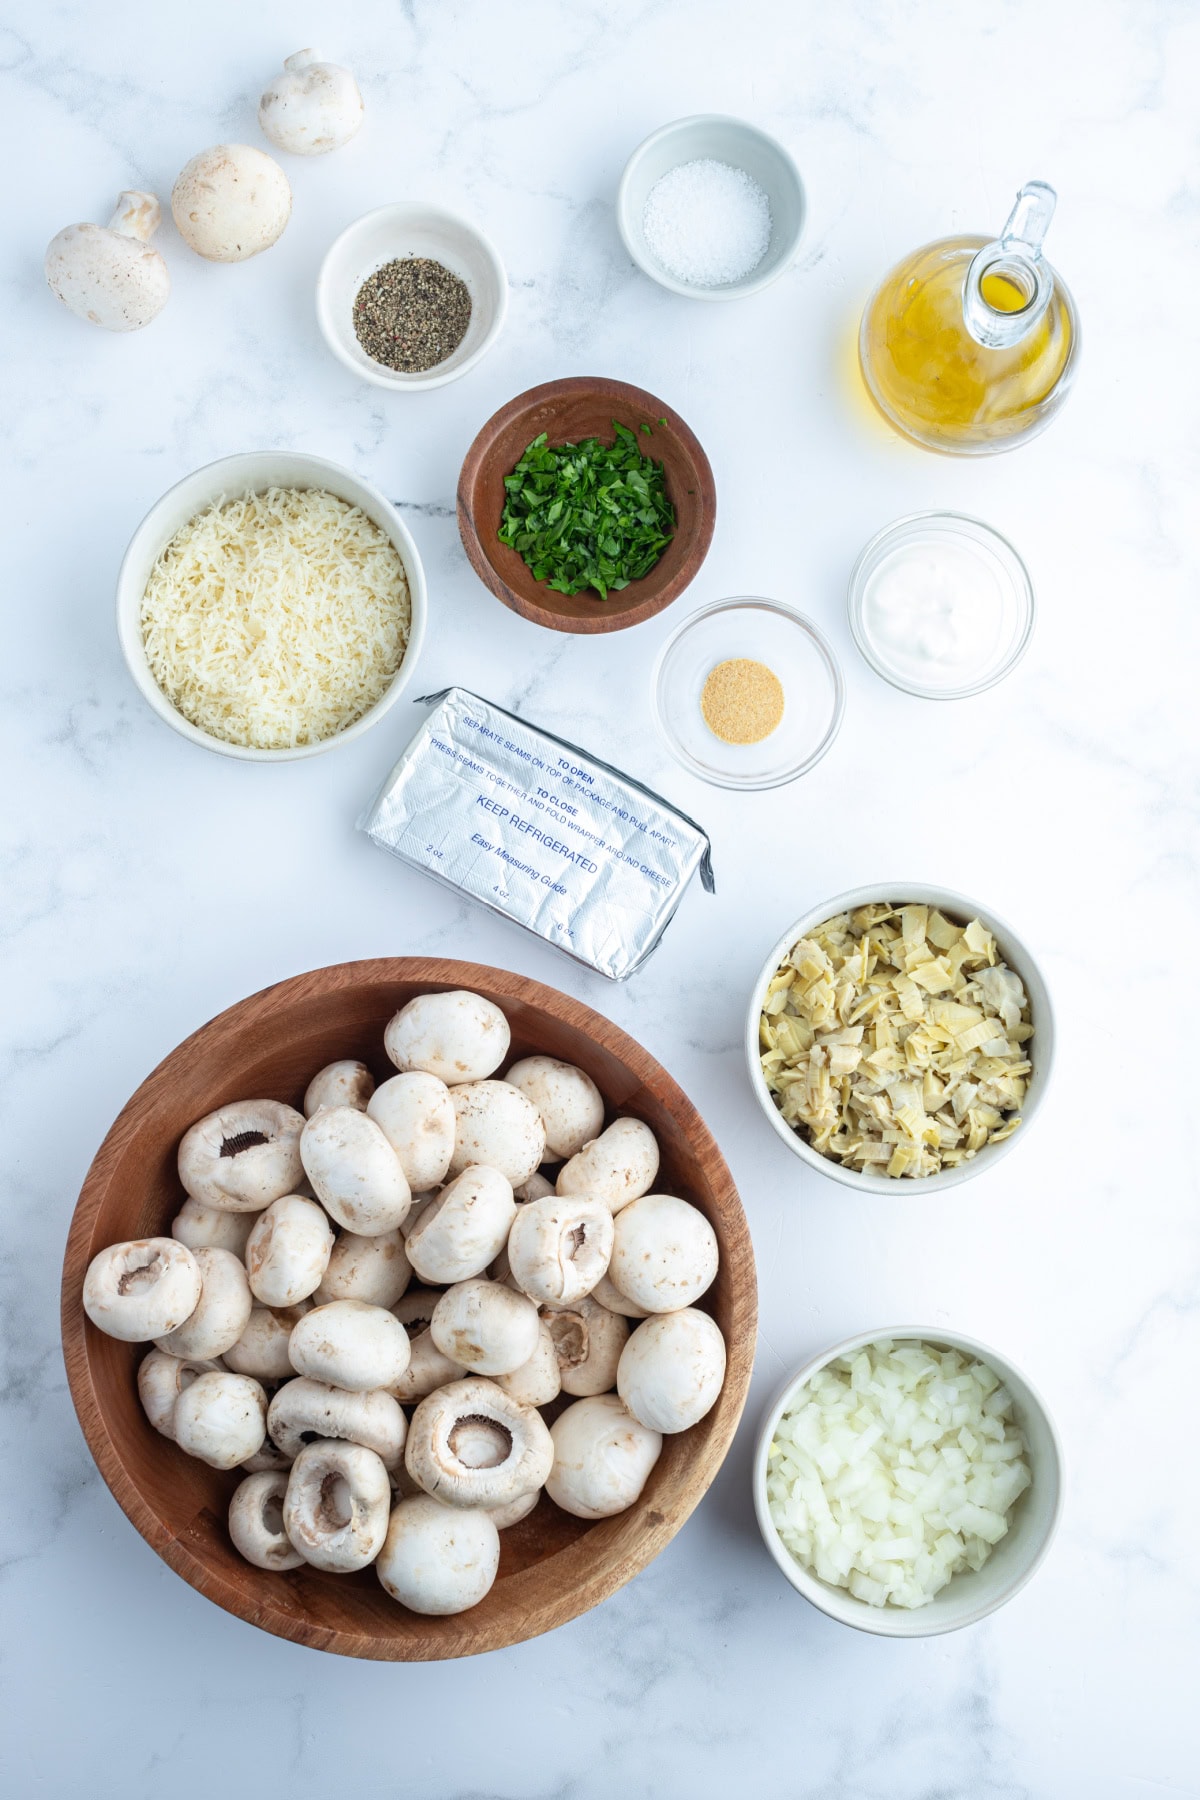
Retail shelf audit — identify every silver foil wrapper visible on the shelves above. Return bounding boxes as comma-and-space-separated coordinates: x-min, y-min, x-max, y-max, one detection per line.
359, 687, 713, 980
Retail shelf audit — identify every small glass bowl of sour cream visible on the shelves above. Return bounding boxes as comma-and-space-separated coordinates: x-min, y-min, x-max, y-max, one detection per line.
847, 513, 1034, 700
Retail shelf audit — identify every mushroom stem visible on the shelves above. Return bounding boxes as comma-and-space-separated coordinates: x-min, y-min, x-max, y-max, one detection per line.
107, 190, 162, 242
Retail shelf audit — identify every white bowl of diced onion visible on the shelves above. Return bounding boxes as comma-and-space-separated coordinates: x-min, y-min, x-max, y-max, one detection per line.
745, 885, 1055, 1193
116, 451, 427, 762
753, 1327, 1064, 1636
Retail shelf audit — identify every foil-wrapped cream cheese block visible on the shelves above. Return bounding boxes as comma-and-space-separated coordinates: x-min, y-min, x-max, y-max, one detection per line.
360, 688, 713, 979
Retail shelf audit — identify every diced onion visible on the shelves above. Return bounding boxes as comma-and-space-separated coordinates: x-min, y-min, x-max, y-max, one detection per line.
766, 1339, 1031, 1609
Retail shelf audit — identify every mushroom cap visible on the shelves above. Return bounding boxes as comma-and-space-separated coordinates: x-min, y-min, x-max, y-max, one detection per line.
283, 1439, 391, 1572
504, 1057, 605, 1162
177, 1099, 305, 1212
154, 1245, 253, 1361
45, 201, 170, 332
405, 1376, 553, 1509
304, 1059, 374, 1117
228, 1471, 304, 1571
404, 1165, 516, 1285
171, 144, 292, 262
300, 1105, 411, 1236
389, 1288, 467, 1401
267, 1376, 407, 1470
493, 1318, 562, 1407
258, 49, 365, 156
617, 1308, 727, 1434
608, 1193, 719, 1314
430, 1280, 540, 1378
506, 1193, 615, 1308
83, 1237, 201, 1342
556, 1117, 660, 1213
543, 1293, 630, 1397
288, 1300, 411, 1391
171, 1195, 254, 1258
173, 1370, 267, 1469
245, 1195, 335, 1308
223, 1300, 311, 1379
384, 990, 511, 1086
315, 1227, 411, 1308
368, 1071, 456, 1192
376, 1494, 500, 1615
136, 1349, 224, 1439
448, 1080, 546, 1187
545, 1394, 662, 1519
587, 1268, 651, 1320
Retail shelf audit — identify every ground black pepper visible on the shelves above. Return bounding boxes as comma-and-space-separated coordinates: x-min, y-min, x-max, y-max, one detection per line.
353, 257, 472, 373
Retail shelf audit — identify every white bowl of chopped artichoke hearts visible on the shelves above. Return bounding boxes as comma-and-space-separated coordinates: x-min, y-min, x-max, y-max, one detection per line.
746, 886, 1054, 1192
117, 452, 427, 761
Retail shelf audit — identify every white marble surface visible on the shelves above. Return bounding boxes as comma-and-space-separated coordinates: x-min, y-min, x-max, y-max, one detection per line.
3, 1, 1198, 1794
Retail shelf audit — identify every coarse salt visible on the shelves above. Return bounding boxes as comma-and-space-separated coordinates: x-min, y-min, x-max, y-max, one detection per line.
642, 158, 772, 288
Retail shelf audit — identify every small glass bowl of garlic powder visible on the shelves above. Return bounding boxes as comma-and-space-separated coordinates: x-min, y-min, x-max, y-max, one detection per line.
653, 596, 844, 788
848, 512, 1034, 700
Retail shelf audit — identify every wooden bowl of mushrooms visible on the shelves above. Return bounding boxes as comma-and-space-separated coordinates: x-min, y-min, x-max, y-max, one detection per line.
61, 958, 756, 1660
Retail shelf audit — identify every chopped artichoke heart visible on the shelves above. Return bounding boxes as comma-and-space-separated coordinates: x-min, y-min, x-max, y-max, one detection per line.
759, 903, 1032, 1180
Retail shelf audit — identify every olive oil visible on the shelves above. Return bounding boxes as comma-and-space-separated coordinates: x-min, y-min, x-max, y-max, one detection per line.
858, 185, 1078, 455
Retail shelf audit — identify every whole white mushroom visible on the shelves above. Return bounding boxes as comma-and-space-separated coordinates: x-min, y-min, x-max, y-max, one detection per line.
258, 50, 364, 156
45, 190, 169, 331
448, 1081, 546, 1187
616, 1308, 727, 1434
83, 1238, 201, 1343
542, 1293, 629, 1397
504, 1057, 604, 1161
300, 1106, 411, 1236
609, 1194, 719, 1314
245, 1196, 334, 1307
376, 1494, 499, 1616
171, 144, 291, 262
430, 1280, 540, 1378
283, 1439, 390, 1572
268, 1376, 407, 1471
556, 1117, 660, 1213
405, 1377, 553, 1510
304, 1059, 374, 1117
315, 1227, 411, 1308
171, 1196, 254, 1258
404, 1165, 516, 1285
546, 1394, 662, 1520
177, 1100, 305, 1212
154, 1246, 252, 1361
223, 1301, 311, 1380
385, 990, 510, 1086
228, 1470, 304, 1571
173, 1370, 267, 1469
288, 1300, 411, 1391
493, 1318, 562, 1407
137, 1349, 224, 1440
506, 1193, 614, 1308
368, 1072, 456, 1192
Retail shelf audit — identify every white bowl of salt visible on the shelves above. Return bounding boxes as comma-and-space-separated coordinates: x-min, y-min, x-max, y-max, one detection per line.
617, 114, 806, 300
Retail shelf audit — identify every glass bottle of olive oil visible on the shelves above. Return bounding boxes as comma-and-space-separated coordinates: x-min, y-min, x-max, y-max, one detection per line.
859, 182, 1079, 455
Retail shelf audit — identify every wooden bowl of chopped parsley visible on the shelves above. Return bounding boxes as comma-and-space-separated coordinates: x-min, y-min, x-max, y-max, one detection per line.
457, 376, 716, 633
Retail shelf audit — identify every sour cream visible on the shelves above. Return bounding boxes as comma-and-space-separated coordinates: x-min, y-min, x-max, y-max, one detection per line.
849, 514, 1034, 698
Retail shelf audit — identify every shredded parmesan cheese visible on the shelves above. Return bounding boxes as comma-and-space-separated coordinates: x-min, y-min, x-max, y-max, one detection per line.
140, 486, 412, 749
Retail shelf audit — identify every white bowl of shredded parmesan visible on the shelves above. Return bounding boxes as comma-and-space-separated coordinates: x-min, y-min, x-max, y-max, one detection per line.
753, 1328, 1063, 1636
118, 453, 426, 759
746, 885, 1054, 1193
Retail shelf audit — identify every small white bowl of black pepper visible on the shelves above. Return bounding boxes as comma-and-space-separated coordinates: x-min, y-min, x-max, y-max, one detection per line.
317, 202, 508, 391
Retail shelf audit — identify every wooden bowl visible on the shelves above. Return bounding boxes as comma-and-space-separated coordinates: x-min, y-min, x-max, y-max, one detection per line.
61, 958, 756, 1660
457, 377, 716, 634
